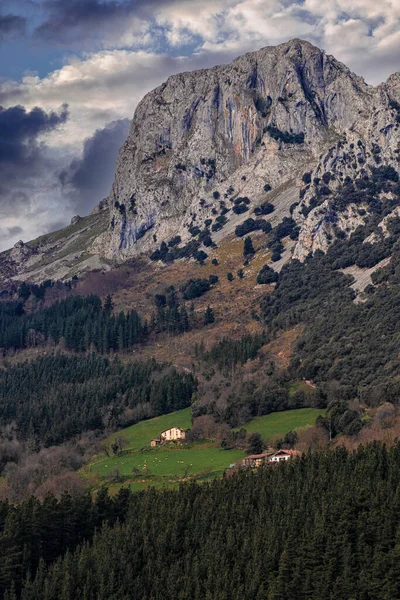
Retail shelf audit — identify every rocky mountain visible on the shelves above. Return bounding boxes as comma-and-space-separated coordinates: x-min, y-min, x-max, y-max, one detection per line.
3, 38, 400, 284
95, 38, 370, 260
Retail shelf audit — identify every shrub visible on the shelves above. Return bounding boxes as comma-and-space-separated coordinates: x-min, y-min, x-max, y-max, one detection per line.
204, 306, 215, 325
266, 125, 305, 144
189, 226, 201, 237
235, 218, 271, 237
208, 274, 219, 285
194, 250, 208, 264
271, 251, 282, 262
227, 272, 234, 282
198, 230, 213, 247
181, 279, 211, 300
243, 236, 255, 258
234, 197, 250, 205
254, 202, 275, 216
168, 236, 181, 248
232, 204, 249, 215
256, 265, 278, 284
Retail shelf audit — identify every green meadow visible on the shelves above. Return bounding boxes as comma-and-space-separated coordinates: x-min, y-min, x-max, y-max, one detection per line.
84, 406, 323, 492
241, 407, 325, 442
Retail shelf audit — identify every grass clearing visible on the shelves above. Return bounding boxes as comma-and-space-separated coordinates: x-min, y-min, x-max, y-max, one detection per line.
89, 444, 244, 479
108, 408, 192, 452
241, 408, 325, 441
84, 407, 324, 494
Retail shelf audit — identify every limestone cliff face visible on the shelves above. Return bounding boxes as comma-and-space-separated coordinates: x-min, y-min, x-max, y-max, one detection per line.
293, 70, 400, 259
94, 39, 375, 260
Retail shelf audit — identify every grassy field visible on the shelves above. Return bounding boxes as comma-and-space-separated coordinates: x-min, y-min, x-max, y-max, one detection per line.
83, 408, 243, 491
241, 408, 325, 442
107, 408, 193, 452
89, 444, 243, 480
84, 407, 324, 493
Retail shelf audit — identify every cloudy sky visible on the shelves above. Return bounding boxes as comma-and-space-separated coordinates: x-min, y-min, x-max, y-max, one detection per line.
1, 0, 400, 250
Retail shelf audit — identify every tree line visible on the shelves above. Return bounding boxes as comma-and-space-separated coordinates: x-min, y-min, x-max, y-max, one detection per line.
0, 355, 196, 446
2, 442, 400, 599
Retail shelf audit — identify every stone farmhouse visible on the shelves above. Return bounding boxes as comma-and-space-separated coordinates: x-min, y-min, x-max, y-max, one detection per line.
241, 449, 301, 468
161, 427, 186, 441
150, 427, 186, 447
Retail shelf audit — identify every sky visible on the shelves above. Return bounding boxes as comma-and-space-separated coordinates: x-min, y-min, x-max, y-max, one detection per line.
1, 0, 400, 251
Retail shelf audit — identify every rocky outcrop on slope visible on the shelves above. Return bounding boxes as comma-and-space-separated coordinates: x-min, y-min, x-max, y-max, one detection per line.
0, 211, 111, 285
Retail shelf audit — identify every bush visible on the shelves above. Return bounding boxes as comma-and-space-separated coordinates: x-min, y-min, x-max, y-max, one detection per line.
235, 218, 271, 237
208, 274, 219, 285
232, 204, 249, 215
168, 236, 181, 248
243, 236, 255, 258
181, 279, 211, 300
203, 306, 215, 325
189, 226, 201, 237
227, 272, 234, 282
194, 250, 208, 264
254, 202, 275, 216
237, 269, 244, 279
271, 251, 282, 262
256, 265, 279, 284
267, 125, 305, 144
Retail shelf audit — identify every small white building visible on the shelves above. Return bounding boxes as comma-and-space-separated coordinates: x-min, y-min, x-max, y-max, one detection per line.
269, 449, 301, 463
160, 427, 186, 442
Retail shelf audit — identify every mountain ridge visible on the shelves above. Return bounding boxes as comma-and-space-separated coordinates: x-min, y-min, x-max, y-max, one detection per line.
3, 38, 400, 284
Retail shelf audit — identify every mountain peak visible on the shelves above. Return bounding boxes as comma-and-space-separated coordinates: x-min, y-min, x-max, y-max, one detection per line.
3, 40, 400, 284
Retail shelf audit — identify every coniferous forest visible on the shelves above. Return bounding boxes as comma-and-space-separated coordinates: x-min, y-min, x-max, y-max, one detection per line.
0, 355, 196, 446
0, 443, 399, 600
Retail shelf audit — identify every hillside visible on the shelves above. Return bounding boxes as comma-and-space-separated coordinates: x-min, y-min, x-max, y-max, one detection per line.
2, 38, 400, 506
83, 407, 323, 492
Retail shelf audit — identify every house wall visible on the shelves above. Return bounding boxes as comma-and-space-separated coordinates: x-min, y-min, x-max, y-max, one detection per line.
161, 427, 185, 441
271, 454, 290, 462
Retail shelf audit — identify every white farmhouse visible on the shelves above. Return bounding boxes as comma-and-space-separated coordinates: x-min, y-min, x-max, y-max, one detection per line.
160, 427, 186, 442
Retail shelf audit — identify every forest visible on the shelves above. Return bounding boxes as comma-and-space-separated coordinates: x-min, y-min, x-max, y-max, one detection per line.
261, 242, 400, 403
0, 355, 196, 446
1, 442, 400, 599
0, 295, 145, 353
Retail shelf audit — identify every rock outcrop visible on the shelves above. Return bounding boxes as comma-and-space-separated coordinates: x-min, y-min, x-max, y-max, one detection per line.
94, 38, 378, 260
4, 38, 400, 284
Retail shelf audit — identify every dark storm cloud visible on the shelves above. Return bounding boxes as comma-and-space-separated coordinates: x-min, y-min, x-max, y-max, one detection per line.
59, 118, 130, 214
34, 0, 167, 43
0, 13, 26, 42
0, 103, 68, 217
0, 103, 68, 163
